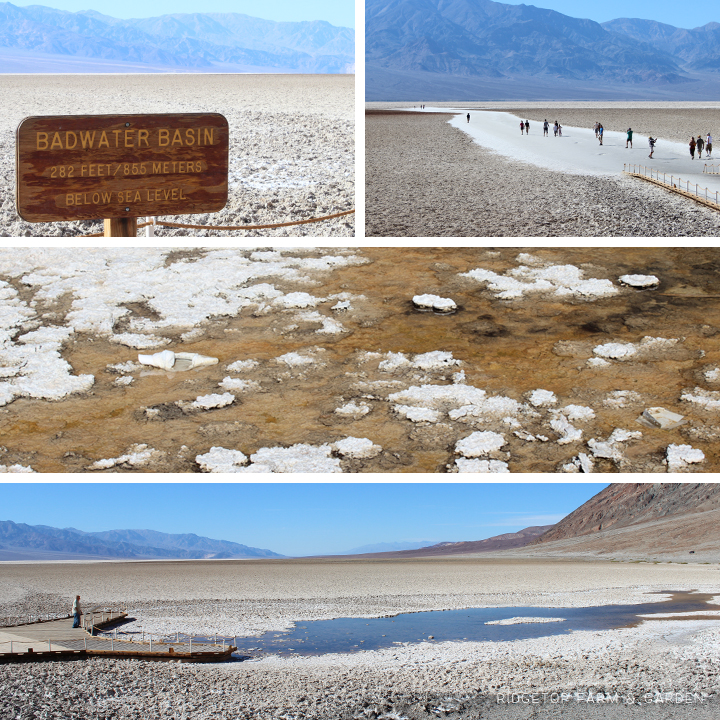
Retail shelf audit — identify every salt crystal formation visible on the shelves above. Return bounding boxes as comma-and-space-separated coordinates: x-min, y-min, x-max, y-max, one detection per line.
412, 294, 457, 313
461, 260, 618, 300
527, 389, 557, 407
455, 431, 506, 457
619, 274, 660, 288
666, 444, 705, 472
333, 437, 382, 459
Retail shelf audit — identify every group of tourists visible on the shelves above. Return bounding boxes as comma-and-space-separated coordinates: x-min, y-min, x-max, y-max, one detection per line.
510, 117, 714, 164
521, 119, 563, 136
689, 134, 713, 160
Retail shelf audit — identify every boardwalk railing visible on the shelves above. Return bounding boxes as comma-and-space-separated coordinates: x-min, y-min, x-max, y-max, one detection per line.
704, 164, 720, 175
82, 609, 127, 634
623, 164, 720, 211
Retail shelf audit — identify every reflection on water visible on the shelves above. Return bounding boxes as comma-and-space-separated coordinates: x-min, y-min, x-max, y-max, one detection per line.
144, 590, 720, 657
1, 247, 720, 472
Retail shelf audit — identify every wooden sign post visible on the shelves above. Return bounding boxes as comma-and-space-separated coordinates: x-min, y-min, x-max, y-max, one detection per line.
16, 113, 229, 236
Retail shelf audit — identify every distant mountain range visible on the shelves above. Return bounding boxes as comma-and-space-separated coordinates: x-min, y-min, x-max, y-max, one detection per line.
0, 3, 354, 73
366, 0, 720, 99
0, 521, 284, 561
337, 541, 440, 554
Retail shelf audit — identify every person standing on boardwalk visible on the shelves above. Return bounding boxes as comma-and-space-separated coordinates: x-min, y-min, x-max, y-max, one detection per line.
690, 137, 696, 159
525, 120, 530, 134
696, 135, 704, 157
626, 128, 633, 148
467, 113, 470, 123
707, 134, 713, 157
520, 120, 525, 135
648, 136, 656, 158
543, 119, 549, 136
598, 125, 603, 145
72, 595, 83, 628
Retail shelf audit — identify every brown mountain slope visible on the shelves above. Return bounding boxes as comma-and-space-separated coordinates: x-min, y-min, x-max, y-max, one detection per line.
349, 526, 553, 558
532, 483, 720, 545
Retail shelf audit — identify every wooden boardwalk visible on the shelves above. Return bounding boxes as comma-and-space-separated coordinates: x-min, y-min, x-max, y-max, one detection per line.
0, 614, 235, 663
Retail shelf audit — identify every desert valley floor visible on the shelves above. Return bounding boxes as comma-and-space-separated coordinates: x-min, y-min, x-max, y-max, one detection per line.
2, 556, 720, 719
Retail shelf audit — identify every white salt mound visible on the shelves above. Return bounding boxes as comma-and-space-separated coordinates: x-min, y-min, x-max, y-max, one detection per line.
681, 387, 720, 410
412, 351, 461, 371
619, 274, 660, 288
394, 405, 441, 423
455, 431, 506, 457
412, 294, 457, 312
333, 437, 381, 459
191, 393, 235, 410
528, 389, 557, 407
666, 444, 705, 472
334, 401, 371, 418
196, 447, 248, 473
241, 444, 342, 473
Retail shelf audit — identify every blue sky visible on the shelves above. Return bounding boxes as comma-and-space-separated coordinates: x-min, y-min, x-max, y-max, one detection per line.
2, 483, 607, 556
9, 0, 355, 26
501, 0, 715, 29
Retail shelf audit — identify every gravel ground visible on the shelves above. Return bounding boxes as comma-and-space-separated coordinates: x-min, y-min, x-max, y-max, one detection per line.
1, 75, 354, 237
1, 559, 720, 718
365, 110, 720, 237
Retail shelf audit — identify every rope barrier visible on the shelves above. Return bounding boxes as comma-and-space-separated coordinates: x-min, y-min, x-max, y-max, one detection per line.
76, 208, 354, 237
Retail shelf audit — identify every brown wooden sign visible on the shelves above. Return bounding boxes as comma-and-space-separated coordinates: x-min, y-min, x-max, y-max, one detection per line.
16, 113, 229, 223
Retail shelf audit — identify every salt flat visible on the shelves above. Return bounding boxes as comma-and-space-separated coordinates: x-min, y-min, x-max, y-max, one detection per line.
436, 108, 720, 198
1, 557, 719, 719
0, 74, 354, 237
365, 104, 720, 237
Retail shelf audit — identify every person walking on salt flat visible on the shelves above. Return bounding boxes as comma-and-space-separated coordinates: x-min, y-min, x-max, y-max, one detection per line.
598, 125, 603, 145
626, 128, 633, 148
594, 122, 600, 138
543, 119, 549, 136
72, 595, 83, 628
525, 120, 530, 134
467, 113, 470, 123
696, 135, 705, 157
553, 121, 559, 137
690, 137, 696, 160
648, 136, 656, 159
558, 123, 562, 136
707, 134, 713, 158
520, 120, 525, 135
